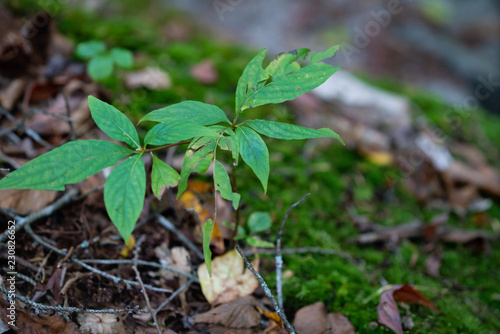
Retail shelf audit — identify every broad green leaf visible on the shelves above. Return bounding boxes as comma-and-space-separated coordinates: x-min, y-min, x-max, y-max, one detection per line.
87, 54, 114, 81
265, 48, 309, 77
177, 140, 217, 198
0, 140, 132, 191
104, 154, 146, 242
110, 47, 133, 68
232, 192, 241, 210
214, 161, 232, 201
203, 219, 214, 276
88, 96, 141, 149
236, 126, 269, 192
75, 41, 106, 59
285, 61, 300, 74
214, 128, 239, 164
242, 63, 340, 110
235, 49, 269, 112
151, 154, 179, 199
140, 101, 230, 125
246, 236, 274, 248
144, 121, 218, 146
247, 211, 272, 234
310, 45, 339, 63
246, 119, 344, 143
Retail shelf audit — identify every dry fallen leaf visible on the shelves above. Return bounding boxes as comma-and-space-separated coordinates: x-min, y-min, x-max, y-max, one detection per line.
0, 189, 57, 215
125, 67, 172, 90
293, 301, 355, 334
190, 59, 218, 84
378, 284, 439, 334
194, 296, 261, 328
154, 244, 191, 280
78, 313, 125, 334
198, 249, 259, 305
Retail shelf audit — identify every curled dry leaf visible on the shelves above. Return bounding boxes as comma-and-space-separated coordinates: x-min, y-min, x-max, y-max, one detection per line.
378, 284, 439, 334
194, 296, 261, 328
0, 189, 57, 215
197, 249, 259, 305
77, 313, 126, 334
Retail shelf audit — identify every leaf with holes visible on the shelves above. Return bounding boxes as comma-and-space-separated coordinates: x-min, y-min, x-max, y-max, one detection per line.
88, 96, 141, 149
0, 140, 133, 191
104, 154, 146, 242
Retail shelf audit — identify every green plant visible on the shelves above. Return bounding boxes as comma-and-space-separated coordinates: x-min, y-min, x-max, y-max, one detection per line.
231, 211, 274, 248
0, 47, 343, 272
75, 40, 134, 81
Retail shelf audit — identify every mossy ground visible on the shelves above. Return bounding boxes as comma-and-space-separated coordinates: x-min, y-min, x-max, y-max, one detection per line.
15, 2, 500, 332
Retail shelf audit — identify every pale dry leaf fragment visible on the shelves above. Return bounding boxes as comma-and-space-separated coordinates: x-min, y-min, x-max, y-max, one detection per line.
154, 244, 191, 280
198, 249, 259, 304
190, 59, 218, 84
327, 313, 355, 334
0, 189, 57, 214
77, 313, 125, 334
194, 296, 261, 328
125, 67, 172, 90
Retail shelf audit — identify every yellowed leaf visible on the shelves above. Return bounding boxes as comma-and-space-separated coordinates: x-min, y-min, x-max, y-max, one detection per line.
198, 249, 259, 305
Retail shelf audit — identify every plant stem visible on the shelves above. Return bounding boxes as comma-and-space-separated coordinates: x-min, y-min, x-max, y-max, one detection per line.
143, 141, 190, 153
230, 158, 240, 246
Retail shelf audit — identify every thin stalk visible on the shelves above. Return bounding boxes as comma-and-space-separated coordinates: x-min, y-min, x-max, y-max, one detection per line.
142, 141, 190, 153
230, 158, 240, 246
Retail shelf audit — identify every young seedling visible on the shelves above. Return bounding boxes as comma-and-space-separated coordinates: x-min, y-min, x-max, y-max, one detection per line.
0, 46, 343, 273
75, 40, 134, 81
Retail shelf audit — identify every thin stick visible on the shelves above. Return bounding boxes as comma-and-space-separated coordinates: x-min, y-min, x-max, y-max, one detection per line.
276, 193, 310, 309
61, 88, 76, 141
235, 244, 296, 334
156, 214, 204, 260
153, 277, 195, 318
132, 235, 161, 334
80, 259, 199, 282
0, 286, 148, 314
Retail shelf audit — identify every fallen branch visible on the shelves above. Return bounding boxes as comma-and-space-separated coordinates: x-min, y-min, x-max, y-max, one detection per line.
276, 193, 310, 310
132, 235, 161, 334
235, 244, 296, 334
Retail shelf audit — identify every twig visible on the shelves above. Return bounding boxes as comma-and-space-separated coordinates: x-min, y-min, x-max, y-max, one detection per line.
0, 187, 80, 244
155, 214, 204, 260
153, 276, 195, 319
0, 106, 53, 149
22, 220, 173, 294
132, 235, 162, 334
61, 88, 76, 141
0, 286, 148, 314
235, 244, 296, 334
276, 193, 310, 310
80, 259, 199, 283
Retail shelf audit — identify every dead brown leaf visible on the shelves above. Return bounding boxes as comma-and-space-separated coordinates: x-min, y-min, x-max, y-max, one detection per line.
154, 244, 191, 280
194, 296, 261, 328
293, 301, 355, 334
378, 284, 439, 334
77, 313, 126, 334
190, 59, 218, 84
0, 297, 80, 333
125, 67, 171, 90
198, 250, 259, 305
0, 188, 57, 214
